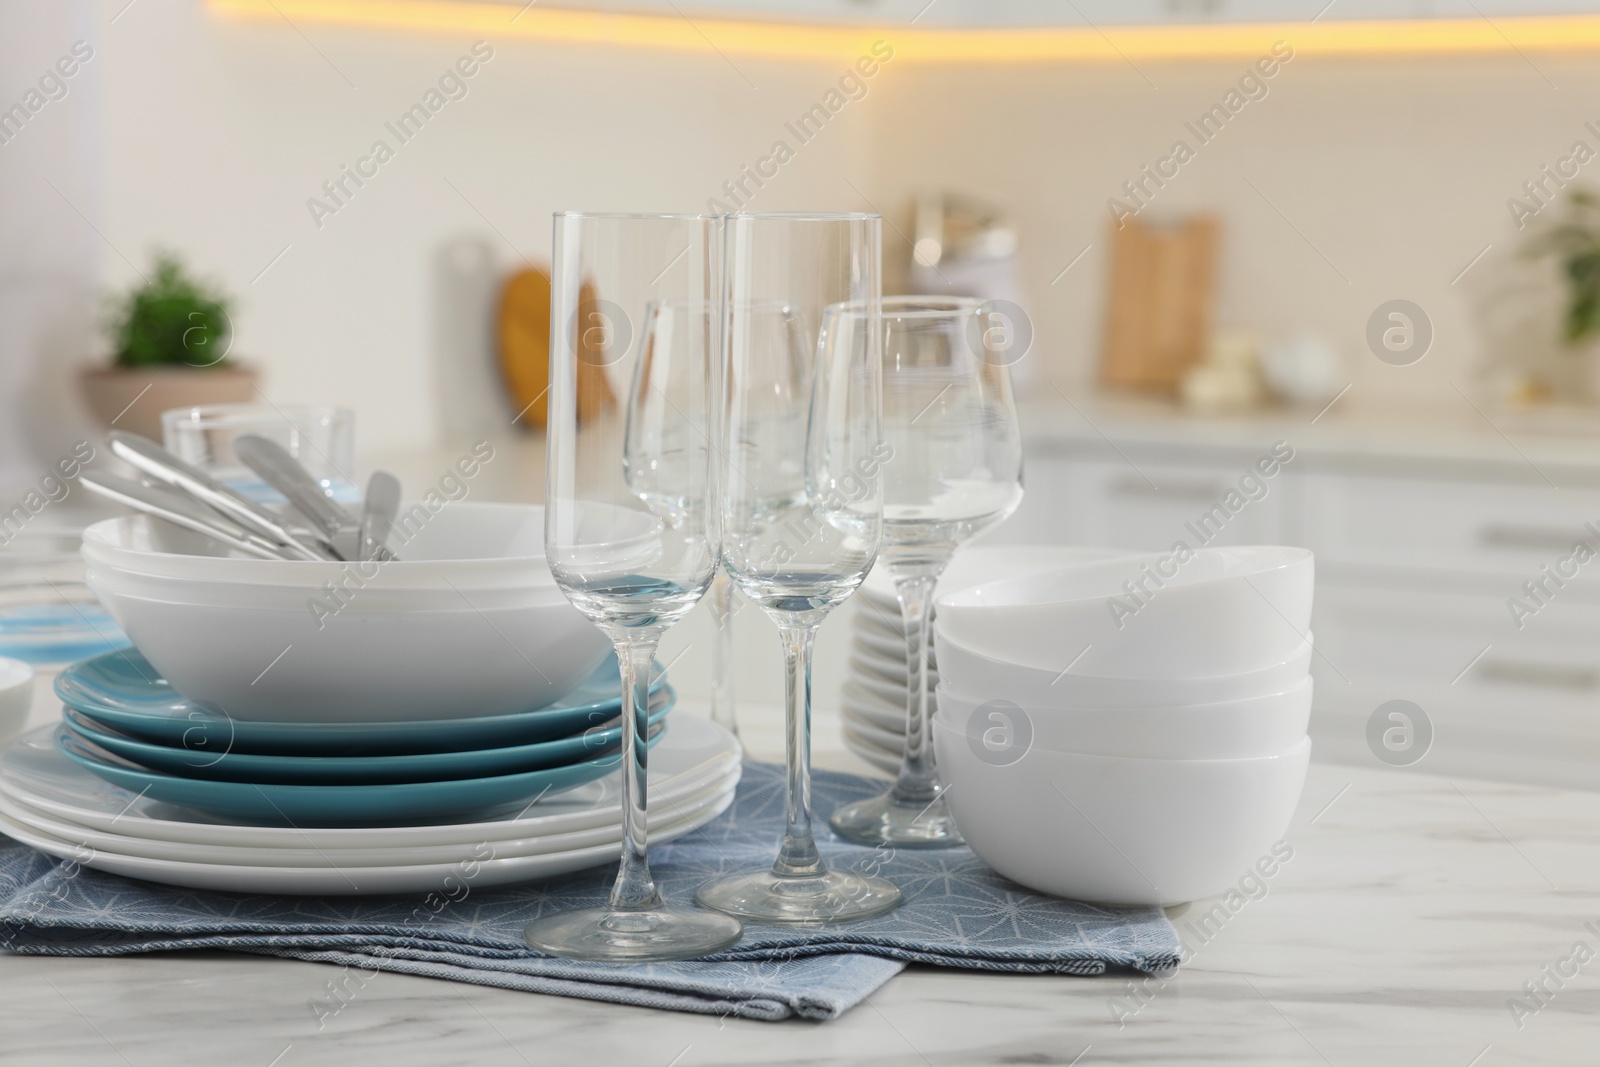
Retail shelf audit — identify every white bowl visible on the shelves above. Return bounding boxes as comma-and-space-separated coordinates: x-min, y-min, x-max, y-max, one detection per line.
82, 503, 654, 590
934, 546, 1313, 678
934, 719, 1309, 905
934, 677, 1310, 760
934, 627, 1314, 709
85, 578, 612, 723
83, 558, 570, 613
0, 657, 34, 744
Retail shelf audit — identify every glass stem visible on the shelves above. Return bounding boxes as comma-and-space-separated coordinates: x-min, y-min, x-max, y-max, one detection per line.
708, 570, 738, 739
606, 637, 662, 912
772, 623, 825, 879
891, 568, 943, 806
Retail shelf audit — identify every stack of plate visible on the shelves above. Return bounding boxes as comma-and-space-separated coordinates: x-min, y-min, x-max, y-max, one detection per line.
840, 547, 1131, 775
0, 648, 740, 893
840, 568, 928, 775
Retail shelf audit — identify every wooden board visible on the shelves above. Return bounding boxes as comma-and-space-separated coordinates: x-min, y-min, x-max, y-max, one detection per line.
1099, 216, 1218, 394
497, 268, 614, 427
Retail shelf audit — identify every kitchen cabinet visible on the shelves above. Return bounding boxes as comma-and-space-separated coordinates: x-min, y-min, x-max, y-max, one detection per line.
996, 398, 1600, 790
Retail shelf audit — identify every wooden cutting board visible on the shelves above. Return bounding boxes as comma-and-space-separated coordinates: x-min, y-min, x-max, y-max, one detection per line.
1100, 216, 1218, 394
497, 268, 613, 427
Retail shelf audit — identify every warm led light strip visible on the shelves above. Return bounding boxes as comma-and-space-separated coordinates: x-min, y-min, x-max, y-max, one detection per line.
208, 0, 1600, 61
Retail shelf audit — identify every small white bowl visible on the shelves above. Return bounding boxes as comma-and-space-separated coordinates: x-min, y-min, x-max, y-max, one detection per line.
935, 718, 1309, 905
935, 678, 1310, 760
935, 627, 1314, 709
85, 578, 611, 723
0, 657, 34, 744
934, 546, 1313, 678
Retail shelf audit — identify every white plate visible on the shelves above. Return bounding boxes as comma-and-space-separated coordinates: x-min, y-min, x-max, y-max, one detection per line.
842, 679, 912, 733
841, 707, 907, 753
0, 715, 740, 850
851, 647, 939, 687
0, 767, 738, 869
842, 726, 902, 775
852, 625, 911, 661
851, 663, 916, 707
0, 785, 736, 896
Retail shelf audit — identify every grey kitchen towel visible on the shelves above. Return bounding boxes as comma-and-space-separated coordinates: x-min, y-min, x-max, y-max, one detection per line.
0, 761, 1181, 1021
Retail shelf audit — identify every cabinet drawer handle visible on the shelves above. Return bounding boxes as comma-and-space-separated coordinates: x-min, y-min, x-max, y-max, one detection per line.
1474, 658, 1598, 691
1477, 524, 1590, 552
1107, 476, 1224, 501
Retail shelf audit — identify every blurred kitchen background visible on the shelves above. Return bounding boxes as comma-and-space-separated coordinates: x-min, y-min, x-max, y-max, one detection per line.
8, 0, 1600, 788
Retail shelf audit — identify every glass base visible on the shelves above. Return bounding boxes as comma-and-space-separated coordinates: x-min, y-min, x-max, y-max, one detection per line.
694, 867, 903, 925
523, 904, 743, 962
828, 791, 966, 849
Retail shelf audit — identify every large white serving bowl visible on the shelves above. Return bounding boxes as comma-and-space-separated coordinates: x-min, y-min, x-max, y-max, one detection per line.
82, 503, 659, 591
934, 718, 1309, 905
934, 546, 1313, 677
934, 626, 1314, 709
935, 678, 1310, 760
84, 576, 612, 723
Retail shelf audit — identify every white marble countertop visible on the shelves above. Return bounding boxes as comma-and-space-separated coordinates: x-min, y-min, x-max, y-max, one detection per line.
2, 700, 1597, 1066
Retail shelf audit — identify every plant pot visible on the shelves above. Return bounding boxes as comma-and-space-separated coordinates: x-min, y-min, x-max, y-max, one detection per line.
80, 364, 260, 440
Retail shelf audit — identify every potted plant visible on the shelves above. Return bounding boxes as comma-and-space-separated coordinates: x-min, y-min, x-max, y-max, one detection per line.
80, 253, 257, 438
1520, 189, 1600, 403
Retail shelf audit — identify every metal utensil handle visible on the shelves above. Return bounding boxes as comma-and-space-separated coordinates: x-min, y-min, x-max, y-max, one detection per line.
80, 470, 294, 561
108, 431, 334, 562
360, 471, 401, 562
232, 435, 354, 541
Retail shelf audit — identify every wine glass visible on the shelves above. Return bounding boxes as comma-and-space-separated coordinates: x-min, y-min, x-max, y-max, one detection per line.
524, 212, 742, 961
695, 213, 902, 925
828, 296, 1025, 848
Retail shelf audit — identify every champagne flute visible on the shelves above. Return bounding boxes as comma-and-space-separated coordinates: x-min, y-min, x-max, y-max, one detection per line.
701, 301, 808, 740
524, 212, 742, 961
828, 296, 1024, 848
695, 213, 902, 925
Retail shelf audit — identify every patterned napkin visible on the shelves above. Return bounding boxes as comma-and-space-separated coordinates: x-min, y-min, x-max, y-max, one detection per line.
0, 761, 1181, 1021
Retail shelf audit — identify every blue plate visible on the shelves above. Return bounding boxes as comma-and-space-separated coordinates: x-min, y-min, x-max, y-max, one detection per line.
52, 721, 668, 827
55, 648, 668, 756
60, 694, 674, 786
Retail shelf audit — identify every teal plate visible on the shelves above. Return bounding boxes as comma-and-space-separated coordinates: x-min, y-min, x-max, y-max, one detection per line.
55, 648, 668, 756
52, 721, 667, 827
60, 693, 673, 786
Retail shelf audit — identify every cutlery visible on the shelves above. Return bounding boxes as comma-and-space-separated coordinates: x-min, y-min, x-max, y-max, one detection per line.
80, 470, 299, 561
359, 472, 401, 562
107, 431, 337, 562
233, 435, 360, 561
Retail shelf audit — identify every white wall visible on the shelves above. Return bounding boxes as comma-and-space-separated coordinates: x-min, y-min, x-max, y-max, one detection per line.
0, 0, 101, 492
867, 47, 1600, 409
92, 0, 884, 456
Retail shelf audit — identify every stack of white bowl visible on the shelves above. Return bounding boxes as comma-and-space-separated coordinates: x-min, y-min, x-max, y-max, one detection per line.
932, 546, 1315, 907
839, 546, 1130, 773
